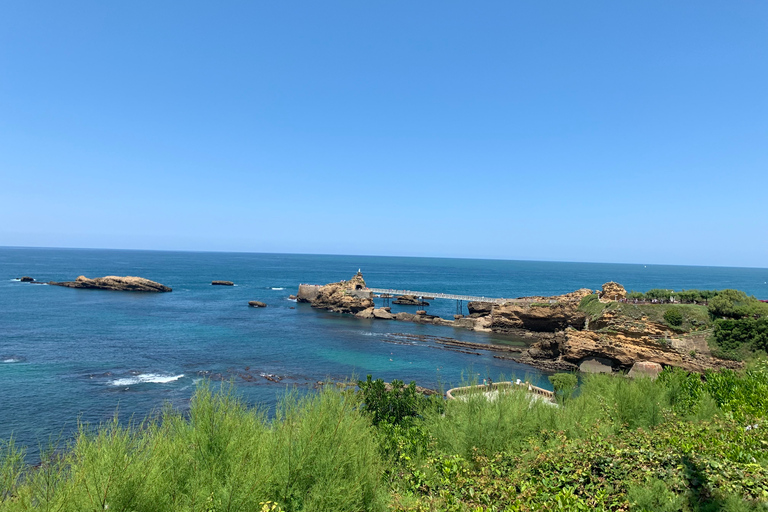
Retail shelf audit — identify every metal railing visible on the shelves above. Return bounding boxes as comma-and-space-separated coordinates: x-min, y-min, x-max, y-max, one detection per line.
446, 381, 555, 401
366, 288, 530, 304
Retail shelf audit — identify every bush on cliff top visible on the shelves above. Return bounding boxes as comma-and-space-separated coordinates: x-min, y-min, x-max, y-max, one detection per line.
664, 307, 684, 326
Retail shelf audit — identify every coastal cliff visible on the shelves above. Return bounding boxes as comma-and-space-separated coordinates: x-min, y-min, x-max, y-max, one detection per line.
49, 275, 172, 292
504, 282, 741, 373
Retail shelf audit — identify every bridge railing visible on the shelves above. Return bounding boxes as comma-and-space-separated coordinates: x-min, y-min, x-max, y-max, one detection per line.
446, 381, 555, 401
366, 288, 529, 304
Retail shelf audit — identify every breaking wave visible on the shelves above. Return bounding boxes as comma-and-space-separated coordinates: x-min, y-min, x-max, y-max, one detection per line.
110, 373, 185, 386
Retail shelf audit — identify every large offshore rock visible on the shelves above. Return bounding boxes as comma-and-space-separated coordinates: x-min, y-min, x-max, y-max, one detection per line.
49, 275, 171, 292
307, 272, 373, 315
212, 280, 234, 286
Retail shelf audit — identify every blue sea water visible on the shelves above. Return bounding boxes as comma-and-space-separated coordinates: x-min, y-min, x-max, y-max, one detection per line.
1, 247, 767, 457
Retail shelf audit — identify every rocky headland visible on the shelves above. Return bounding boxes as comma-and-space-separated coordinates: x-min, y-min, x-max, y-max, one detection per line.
49, 275, 172, 292
298, 274, 739, 374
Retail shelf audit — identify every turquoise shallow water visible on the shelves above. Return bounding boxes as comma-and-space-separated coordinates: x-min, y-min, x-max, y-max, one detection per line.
1, 247, 767, 457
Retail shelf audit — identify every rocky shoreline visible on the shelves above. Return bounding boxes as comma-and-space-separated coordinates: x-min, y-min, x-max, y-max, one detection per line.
297, 273, 742, 374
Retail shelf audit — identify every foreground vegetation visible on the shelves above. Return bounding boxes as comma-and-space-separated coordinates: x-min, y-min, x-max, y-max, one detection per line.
3, 364, 768, 511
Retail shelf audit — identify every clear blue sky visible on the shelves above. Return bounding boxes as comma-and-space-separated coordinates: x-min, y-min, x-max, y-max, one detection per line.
1, 1, 766, 267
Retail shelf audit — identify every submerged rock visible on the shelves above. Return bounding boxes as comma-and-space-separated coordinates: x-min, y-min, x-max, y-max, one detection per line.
49, 275, 171, 292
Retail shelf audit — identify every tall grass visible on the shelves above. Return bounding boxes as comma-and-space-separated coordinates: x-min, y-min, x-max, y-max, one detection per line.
0, 383, 385, 512
423, 373, 718, 460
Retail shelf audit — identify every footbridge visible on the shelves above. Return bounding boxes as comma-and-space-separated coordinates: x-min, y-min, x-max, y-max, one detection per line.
366, 288, 531, 305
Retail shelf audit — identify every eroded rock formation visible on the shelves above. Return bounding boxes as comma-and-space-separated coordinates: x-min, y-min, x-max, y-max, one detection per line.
507, 284, 742, 373
306, 272, 373, 314
49, 276, 172, 292
489, 288, 592, 333
599, 281, 626, 302
212, 281, 234, 286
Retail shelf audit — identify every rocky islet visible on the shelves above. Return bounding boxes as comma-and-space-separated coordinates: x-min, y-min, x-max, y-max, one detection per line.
49, 275, 172, 292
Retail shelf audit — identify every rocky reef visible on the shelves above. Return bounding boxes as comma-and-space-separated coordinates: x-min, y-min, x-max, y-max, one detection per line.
212, 280, 234, 286
49, 275, 172, 292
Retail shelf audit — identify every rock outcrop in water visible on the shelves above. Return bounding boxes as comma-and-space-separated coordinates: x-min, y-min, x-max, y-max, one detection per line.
212, 280, 234, 286
18, 276, 35, 282
49, 276, 172, 292
305, 272, 373, 314
393, 295, 429, 306
248, 301, 267, 308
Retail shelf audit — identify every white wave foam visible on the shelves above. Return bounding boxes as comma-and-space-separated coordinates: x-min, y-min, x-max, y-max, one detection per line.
110, 373, 184, 386
10, 279, 20, 282
271, 287, 285, 290
3, 358, 20, 363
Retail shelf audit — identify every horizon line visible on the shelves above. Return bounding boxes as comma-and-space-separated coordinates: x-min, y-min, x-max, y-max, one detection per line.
2, 244, 766, 271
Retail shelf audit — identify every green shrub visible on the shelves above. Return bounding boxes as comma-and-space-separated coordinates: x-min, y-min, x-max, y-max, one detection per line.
628, 478, 685, 512
708, 289, 768, 319
714, 317, 768, 354
0, 383, 386, 512
549, 373, 578, 404
664, 307, 684, 326
357, 375, 428, 426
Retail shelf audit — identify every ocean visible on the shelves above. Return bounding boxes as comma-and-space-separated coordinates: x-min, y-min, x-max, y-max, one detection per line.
1, 247, 767, 457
